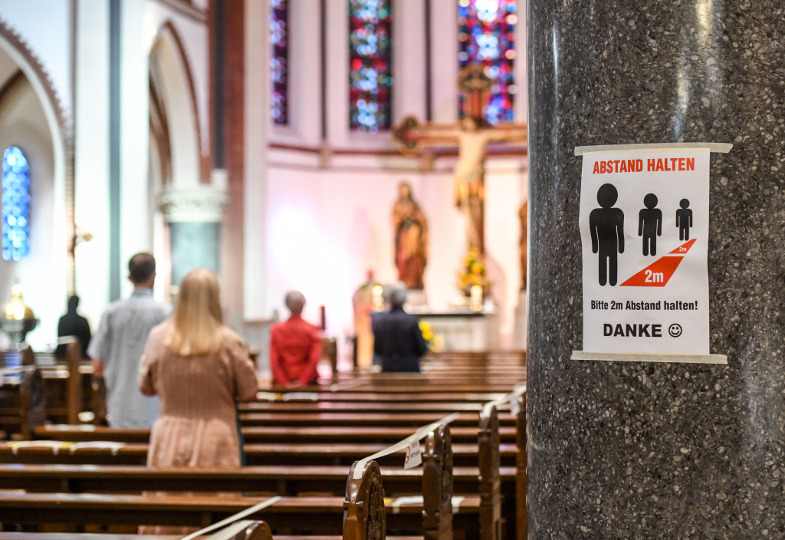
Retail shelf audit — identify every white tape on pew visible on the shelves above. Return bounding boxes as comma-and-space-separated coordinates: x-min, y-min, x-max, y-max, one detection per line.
69, 441, 126, 455
202, 519, 265, 539
8, 440, 73, 455
180, 495, 282, 540
352, 412, 460, 480
388, 495, 466, 514
282, 392, 319, 401
481, 384, 526, 419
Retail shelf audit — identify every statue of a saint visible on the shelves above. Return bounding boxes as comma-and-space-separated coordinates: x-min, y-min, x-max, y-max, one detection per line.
392, 182, 428, 290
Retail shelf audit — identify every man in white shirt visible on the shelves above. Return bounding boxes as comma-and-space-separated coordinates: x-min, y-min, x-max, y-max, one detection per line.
88, 253, 172, 428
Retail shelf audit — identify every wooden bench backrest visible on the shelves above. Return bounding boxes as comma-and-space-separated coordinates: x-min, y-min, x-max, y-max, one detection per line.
479, 402, 502, 540
343, 459, 386, 540
423, 422, 453, 540
515, 392, 527, 540
0, 347, 46, 439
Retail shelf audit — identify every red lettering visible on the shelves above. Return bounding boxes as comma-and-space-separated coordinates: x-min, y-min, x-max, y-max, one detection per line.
647, 158, 655, 171
593, 161, 600, 174
686, 157, 694, 170
655, 159, 664, 171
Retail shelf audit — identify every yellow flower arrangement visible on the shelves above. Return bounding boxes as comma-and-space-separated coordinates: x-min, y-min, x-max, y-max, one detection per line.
418, 320, 443, 352
456, 247, 491, 295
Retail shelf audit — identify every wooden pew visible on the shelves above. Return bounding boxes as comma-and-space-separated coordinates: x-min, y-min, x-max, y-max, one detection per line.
0, 347, 46, 440
36, 341, 90, 425
236, 411, 514, 428
34, 422, 518, 445
0, 393, 517, 537
0, 519, 272, 540
0, 440, 519, 468
3, 352, 524, 536
0, 424, 481, 538
0, 462, 516, 499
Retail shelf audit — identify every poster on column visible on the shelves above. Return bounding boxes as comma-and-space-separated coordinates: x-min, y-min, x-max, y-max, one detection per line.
572, 143, 730, 364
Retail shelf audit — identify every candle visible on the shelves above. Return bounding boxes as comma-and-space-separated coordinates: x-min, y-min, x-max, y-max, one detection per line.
320, 304, 326, 330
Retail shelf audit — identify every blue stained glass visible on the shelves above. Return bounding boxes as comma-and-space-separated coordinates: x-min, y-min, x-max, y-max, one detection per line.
349, 0, 392, 131
270, 0, 289, 125
458, 0, 517, 125
2, 146, 30, 261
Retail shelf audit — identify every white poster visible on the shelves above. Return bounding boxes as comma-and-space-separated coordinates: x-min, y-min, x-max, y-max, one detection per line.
573, 143, 730, 363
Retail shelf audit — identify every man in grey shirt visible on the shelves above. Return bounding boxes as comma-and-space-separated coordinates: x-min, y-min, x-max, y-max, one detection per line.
88, 253, 172, 428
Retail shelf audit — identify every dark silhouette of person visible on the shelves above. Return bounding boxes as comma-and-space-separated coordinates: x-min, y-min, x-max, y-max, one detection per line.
55, 295, 92, 359
590, 183, 625, 286
638, 193, 662, 256
676, 199, 693, 241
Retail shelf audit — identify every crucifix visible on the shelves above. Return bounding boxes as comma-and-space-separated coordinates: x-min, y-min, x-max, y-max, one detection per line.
392, 64, 527, 255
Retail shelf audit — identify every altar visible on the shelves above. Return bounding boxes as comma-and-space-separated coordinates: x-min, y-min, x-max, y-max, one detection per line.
409, 305, 498, 352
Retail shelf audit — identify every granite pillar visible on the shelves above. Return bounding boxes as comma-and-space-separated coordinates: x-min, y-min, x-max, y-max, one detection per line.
528, 1, 785, 537
159, 183, 227, 288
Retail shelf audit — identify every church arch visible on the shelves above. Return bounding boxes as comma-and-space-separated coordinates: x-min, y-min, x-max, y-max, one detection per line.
148, 21, 204, 188
0, 21, 70, 350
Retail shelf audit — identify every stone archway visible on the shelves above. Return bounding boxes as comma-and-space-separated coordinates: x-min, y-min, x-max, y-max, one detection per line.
0, 22, 71, 350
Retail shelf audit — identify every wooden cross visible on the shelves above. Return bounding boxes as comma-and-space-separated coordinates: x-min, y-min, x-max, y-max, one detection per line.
392, 65, 527, 255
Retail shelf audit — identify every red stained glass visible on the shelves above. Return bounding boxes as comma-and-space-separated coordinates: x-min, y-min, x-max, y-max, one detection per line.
349, 0, 393, 131
458, 0, 517, 125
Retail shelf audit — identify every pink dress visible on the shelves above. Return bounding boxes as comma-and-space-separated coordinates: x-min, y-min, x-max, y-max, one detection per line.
138, 323, 258, 468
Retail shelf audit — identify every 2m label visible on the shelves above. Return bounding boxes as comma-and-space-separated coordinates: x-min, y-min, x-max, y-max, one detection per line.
645, 270, 664, 284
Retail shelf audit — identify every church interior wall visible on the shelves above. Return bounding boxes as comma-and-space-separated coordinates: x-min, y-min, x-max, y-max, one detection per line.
0, 72, 64, 352
0, 0, 530, 358
429, 0, 460, 123
258, 151, 526, 364
73, 1, 111, 336
244, 0, 530, 358
143, 1, 211, 159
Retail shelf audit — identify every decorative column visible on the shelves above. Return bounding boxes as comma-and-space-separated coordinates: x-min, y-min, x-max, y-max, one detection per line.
528, 1, 785, 538
159, 183, 227, 287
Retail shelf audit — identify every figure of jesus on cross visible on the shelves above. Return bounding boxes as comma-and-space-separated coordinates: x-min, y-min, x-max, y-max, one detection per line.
392, 64, 527, 255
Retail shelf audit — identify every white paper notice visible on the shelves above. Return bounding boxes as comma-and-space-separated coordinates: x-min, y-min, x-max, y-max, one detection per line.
404, 440, 422, 469
577, 146, 716, 358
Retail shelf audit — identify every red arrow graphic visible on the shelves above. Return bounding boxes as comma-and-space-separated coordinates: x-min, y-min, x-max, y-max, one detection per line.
621, 239, 696, 287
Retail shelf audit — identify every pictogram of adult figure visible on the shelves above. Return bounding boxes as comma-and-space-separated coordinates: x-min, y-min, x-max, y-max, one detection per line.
638, 193, 662, 256
590, 183, 625, 286
676, 198, 693, 240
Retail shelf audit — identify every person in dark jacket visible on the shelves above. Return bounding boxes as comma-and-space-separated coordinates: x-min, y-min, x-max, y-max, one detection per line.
55, 295, 92, 359
371, 283, 428, 373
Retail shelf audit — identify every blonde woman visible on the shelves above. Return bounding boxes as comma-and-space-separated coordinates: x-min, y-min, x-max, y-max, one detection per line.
138, 268, 257, 469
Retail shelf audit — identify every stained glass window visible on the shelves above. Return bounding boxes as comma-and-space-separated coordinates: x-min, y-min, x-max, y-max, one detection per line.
270, 0, 289, 125
349, 0, 392, 132
458, 0, 517, 125
2, 146, 30, 261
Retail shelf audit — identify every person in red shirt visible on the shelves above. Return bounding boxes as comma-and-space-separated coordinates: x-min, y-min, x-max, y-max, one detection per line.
269, 291, 322, 386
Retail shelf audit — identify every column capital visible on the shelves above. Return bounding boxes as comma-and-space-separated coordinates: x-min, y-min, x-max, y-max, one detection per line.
158, 184, 227, 223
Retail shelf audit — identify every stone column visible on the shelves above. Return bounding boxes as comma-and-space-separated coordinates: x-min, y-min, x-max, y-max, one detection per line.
528, 2, 785, 537
159, 183, 227, 287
